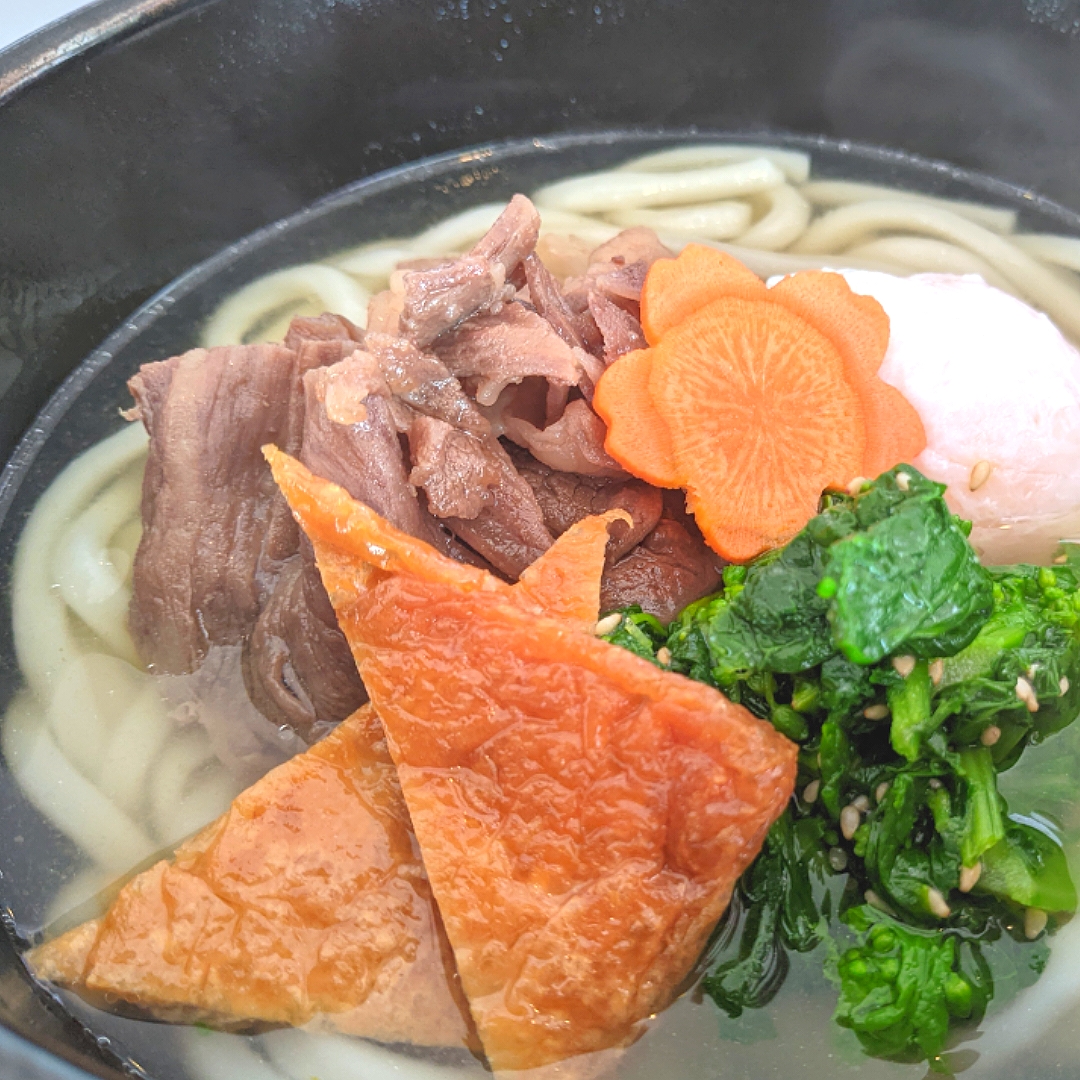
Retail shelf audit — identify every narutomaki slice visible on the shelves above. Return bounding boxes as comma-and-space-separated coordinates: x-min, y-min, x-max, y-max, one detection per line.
267, 448, 797, 1072
28, 706, 472, 1047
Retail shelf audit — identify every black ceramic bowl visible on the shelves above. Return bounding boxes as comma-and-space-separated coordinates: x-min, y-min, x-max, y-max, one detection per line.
6, 2, 1080, 1077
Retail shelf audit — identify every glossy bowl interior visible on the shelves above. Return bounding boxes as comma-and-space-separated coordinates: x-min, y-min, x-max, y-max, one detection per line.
6, 2, 1080, 1077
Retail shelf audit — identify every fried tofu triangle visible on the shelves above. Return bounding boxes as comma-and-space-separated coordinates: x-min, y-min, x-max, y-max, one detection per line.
28, 705, 471, 1047
267, 448, 798, 1072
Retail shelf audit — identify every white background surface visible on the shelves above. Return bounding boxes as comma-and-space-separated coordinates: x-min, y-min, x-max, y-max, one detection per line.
0, 0, 94, 55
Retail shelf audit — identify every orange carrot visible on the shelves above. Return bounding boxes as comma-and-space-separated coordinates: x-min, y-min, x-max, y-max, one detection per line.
640, 244, 766, 346
648, 297, 866, 561
593, 348, 682, 488
770, 272, 926, 476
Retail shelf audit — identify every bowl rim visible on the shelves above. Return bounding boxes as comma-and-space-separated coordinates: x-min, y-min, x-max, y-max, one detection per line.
0, 0, 199, 107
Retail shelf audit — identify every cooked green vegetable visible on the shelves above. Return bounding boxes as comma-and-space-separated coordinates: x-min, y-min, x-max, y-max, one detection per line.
604, 464, 1080, 1067
834, 906, 991, 1063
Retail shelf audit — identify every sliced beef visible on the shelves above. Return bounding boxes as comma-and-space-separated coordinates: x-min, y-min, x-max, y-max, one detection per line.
433, 302, 586, 407
589, 227, 673, 277
588, 292, 647, 362
362, 332, 490, 437
564, 228, 673, 312
399, 195, 541, 346
244, 551, 366, 741
301, 358, 448, 550
502, 398, 625, 478
284, 313, 364, 350
600, 519, 723, 623
510, 448, 663, 563
128, 344, 310, 674
367, 287, 406, 336
471, 193, 542, 269
408, 416, 552, 578
522, 254, 602, 355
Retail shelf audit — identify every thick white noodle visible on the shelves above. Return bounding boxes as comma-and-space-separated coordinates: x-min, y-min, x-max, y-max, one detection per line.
799, 180, 1018, 234
11, 423, 148, 700
183, 1031, 290, 1080
201, 265, 370, 347
407, 202, 507, 254
533, 158, 786, 214
263, 1029, 477, 1080
605, 200, 752, 240
2, 692, 158, 873
618, 143, 811, 183
734, 184, 812, 251
842, 236, 1018, 295
332, 242, 420, 283
52, 465, 142, 663
1014, 233, 1080, 273
791, 200, 1080, 340
150, 727, 237, 846
662, 237, 907, 278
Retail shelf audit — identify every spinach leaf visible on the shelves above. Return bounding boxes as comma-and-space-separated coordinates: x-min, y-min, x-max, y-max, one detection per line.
823, 469, 994, 665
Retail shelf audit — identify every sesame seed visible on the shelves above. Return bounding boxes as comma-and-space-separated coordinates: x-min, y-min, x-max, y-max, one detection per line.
1015, 676, 1040, 713
1061, 677, 1071, 696
840, 805, 862, 840
847, 476, 867, 496
853, 794, 871, 813
892, 655, 916, 678
656, 646, 672, 666
929, 659, 944, 686
927, 887, 951, 919
980, 725, 1002, 747
969, 460, 993, 492
875, 781, 891, 803
864, 889, 891, 914
863, 703, 890, 720
928, 778, 943, 790
828, 847, 848, 872
802, 780, 820, 804
1055, 553, 1069, 565
1025, 908, 1048, 939
959, 863, 982, 893
1027, 663, 1041, 680
594, 613, 622, 636
896, 471, 911, 492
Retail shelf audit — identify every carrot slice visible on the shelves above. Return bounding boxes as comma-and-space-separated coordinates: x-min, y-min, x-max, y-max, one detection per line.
650, 297, 866, 561
267, 449, 797, 1072
640, 244, 767, 345
769, 271, 926, 476
593, 348, 682, 488
514, 509, 631, 631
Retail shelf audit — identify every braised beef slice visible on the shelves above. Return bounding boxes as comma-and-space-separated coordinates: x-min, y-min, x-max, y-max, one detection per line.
129, 344, 309, 674
362, 332, 490, 437
408, 416, 552, 578
300, 360, 444, 547
502, 398, 625, 478
510, 448, 663, 563
600, 519, 723, 623
284, 313, 364, 350
399, 195, 541, 347
588, 291, 647, 362
433, 301, 585, 407
523, 254, 603, 355
244, 549, 366, 741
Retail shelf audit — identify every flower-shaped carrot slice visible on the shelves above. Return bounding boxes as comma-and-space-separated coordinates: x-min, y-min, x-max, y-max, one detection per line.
770, 271, 926, 477
593, 349, 681, 488
640, 243, 767, 346
649, 297, 866, 561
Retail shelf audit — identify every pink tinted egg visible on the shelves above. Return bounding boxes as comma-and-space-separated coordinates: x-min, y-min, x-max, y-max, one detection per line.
840, 271, 1080, 565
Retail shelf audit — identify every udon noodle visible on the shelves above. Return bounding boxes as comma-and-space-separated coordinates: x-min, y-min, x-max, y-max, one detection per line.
9, 142, 1080, 1079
